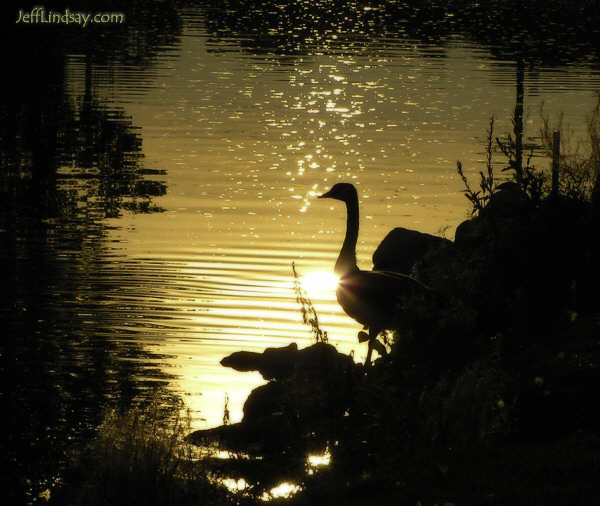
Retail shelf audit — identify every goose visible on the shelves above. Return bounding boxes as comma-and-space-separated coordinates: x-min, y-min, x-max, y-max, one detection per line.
319, 182, 437, 368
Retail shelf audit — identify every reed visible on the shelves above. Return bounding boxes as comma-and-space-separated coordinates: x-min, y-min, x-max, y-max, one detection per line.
50, 390, 248, 506
291, 262, 328, 344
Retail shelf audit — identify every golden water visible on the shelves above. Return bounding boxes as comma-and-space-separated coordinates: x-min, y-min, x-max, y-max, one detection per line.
50, 12, 600, 429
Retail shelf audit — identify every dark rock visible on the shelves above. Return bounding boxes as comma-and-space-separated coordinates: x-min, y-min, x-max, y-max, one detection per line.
484, 181, 529, 218
455, 182, 529, 251
454, 216, 484, 250
220, 350, 263, 372
220, 342, 298, 380
189, 342, 360, 456
220, 341, 357, 383
262, 342, 299, 380
185, 418, 294, 455
372, 226, 452, 274
294, 341, 356, 378
242, 382, 286, 421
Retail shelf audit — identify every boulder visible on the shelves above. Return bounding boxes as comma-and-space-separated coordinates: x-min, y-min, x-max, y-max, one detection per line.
188, 342, 360, 455
372, 227, 452, 274
484, 181, 529, 218
455, 182, 529, 251
220, 342, 298, 380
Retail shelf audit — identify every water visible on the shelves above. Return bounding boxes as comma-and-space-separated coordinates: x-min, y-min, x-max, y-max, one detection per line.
3, 0, 600, 498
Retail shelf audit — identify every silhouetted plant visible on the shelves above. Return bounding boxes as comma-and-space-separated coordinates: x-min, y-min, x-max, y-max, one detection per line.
541, 94, 600, 202
223, 393, 231, 426
458, 113, 547, 215
496, 135, 545, 203
457, 116, 498, 215
291, 262, 328, 344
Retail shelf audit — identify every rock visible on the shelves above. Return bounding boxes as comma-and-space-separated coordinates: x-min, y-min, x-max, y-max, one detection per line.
189, 342, 360, 455
220, 343, 299, 380
220, 350, 263, 372
372, 227, 452, 274
262, 342, 299, 380
455, 182, 529, 251
484, 181, 529, 218
220, 341, 357, 383
242, 382, 286, 421
454, 216, 484, 250
185, 418, 294, 455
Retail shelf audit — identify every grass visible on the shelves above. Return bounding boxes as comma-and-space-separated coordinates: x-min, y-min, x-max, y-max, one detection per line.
49, 389, 253, 506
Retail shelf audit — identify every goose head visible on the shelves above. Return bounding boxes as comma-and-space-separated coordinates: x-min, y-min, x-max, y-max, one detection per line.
319, 182, 360, 277
318, 183, 357, 203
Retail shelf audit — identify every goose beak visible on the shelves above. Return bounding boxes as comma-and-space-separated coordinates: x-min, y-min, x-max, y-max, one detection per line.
318, 189, 332, 199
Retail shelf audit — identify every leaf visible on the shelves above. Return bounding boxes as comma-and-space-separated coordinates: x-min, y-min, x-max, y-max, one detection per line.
372, 339, 387, 357
358, 331, 369, 343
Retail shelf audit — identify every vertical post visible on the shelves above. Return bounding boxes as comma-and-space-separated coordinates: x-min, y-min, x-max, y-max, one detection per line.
552, 130, 560, 198
514, 58, 525, 182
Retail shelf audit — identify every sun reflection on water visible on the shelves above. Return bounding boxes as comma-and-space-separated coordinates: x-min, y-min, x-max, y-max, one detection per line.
299, 270, 339, 300
221, 477, 248, 493
217, 450, 331, 500
220, 477, 301, 501
261, 482, 302, 501
307, 448, 331, 467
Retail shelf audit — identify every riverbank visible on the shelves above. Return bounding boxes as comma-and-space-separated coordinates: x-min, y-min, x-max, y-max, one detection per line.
50, 107, 600, 505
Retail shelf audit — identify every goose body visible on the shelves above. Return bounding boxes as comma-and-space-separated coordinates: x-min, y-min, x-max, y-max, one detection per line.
319, 183, 433, 367
336, 269, 425, 331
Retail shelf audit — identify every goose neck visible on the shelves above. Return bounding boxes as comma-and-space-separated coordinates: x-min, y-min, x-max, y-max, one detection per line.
334, 196, 359, 276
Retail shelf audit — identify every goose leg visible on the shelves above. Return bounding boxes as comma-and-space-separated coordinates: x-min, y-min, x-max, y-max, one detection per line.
364, 327, 380, 370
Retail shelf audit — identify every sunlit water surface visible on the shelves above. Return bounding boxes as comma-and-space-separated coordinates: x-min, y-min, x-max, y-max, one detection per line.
63, 13, 600, 430
9, 6, 600, 438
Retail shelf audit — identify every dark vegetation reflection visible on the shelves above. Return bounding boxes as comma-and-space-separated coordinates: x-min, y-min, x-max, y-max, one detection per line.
1, 1, 180, 502
198, 0, 600, 65
4, 0, 600, 505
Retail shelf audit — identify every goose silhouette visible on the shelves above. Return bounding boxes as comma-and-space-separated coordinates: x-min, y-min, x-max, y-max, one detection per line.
319, 182, 440, 368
